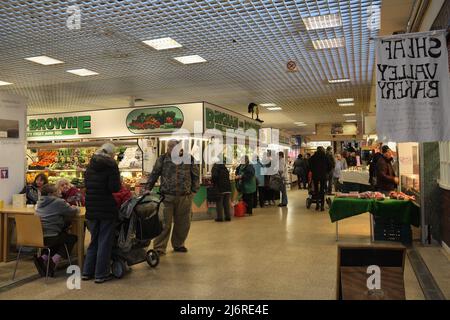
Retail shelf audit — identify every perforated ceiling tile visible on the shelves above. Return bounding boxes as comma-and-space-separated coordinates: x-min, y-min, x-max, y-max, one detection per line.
0, 0, 382, 131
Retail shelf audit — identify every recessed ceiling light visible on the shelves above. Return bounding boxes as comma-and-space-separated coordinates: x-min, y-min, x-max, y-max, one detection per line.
328, 78, 350, 84
25, 55, 64, 65
339, 103, 355, 107
343, 113, 356, 117
336, 98, 354, 103
267, 107, 282, 111
345, 120, 358, 123
0, 81, 13, 86
66, 68, 99, 76
174, 55, 207, 64
142, 37, 182, 50
260, 103, 277, 107
312, 37, 345, 49
303, 14, 342, 30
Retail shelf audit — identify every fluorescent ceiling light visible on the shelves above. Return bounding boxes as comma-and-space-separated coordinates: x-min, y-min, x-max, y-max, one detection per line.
174, 55, 207, 64
260, 103, 277, 107
345, 120, 357, 123
336, 98, 354, 103
142, 37, 182, 50
294, 122, 306, 126
25, 55, 64, 65
303, 14, 342, 30
343, 113, 356, 117
312, 37, 345, 50
339, 103, 355, 107
328, 78, 350, 84
0, 81, 13, 86
267, 107, 282, 111
66, 68, 99, 76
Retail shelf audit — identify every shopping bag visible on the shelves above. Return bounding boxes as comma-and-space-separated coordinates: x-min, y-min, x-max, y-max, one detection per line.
269, 173, 283, 191
234, 200, 247, 217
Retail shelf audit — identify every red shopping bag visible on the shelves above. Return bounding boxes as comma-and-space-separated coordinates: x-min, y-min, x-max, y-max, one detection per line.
234, 200, 247, 217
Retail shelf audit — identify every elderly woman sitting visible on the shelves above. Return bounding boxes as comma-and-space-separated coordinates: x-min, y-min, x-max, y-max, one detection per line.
56, 178, 85, 206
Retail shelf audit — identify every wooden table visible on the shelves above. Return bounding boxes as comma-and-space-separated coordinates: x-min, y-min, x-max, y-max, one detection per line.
0, 206, 86, 270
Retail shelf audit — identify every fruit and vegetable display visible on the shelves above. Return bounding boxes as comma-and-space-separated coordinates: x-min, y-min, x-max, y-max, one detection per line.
29, 150, 58, 169
127, 107, 184, 132
118, 147, 142, 169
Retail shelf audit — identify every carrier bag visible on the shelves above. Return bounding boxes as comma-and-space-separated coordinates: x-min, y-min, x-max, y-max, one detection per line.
269, 173, 283, 192
234, 200, 247, 217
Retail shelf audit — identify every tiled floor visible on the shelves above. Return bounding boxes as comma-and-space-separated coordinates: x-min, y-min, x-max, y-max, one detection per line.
416, 246, 450, 299
0, 189, 428, 299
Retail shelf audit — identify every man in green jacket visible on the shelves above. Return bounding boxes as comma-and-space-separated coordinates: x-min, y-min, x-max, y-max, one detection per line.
145, 140, 200, 255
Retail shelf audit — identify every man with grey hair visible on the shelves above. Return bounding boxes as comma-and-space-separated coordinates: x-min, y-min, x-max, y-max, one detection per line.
145, 139, 200, 255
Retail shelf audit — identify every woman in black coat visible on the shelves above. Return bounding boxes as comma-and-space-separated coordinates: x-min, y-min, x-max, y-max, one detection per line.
309, 147, 332, 211
82, 143, 121, 283
211, 156, 232, 222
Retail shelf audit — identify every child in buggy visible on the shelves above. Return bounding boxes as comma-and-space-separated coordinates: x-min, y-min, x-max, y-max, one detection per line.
110, 192, 164, 278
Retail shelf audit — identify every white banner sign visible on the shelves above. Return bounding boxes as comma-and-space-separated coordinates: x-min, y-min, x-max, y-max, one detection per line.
375, 30, 450, 142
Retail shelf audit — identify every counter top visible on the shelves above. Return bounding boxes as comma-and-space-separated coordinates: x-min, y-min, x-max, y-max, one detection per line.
0, 205, 86, 216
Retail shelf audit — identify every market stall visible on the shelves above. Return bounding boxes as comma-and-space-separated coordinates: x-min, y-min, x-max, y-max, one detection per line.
26, 102, 261, 220
340, 168, 371, 192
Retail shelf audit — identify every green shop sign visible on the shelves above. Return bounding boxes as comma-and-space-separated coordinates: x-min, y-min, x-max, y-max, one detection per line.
27, 116, 91, 137
205, 108, 260, 134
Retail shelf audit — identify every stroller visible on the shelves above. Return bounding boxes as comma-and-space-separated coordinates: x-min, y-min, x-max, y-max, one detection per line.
305, 180, 332, 210
111, 193, 164, 278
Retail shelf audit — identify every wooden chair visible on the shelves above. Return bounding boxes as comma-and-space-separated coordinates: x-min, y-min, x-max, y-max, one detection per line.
12, 215, 72, 281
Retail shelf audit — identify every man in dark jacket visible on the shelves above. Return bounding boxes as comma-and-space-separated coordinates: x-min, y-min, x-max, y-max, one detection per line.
145, 140, 200, 255
211, 154, 232, 221
369, 146, 383, 187
309, 147, 332, 211
326, 146, 336, 194
82, 143, 121, 283
376, 145, 399, 194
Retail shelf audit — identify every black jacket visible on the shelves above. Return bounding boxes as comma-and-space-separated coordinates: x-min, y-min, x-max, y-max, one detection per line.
309, 152, 332, 180
84, 155, 121, 220
211, 163, 231, 193
20, 184, 39, 205
376, 155, 397, 192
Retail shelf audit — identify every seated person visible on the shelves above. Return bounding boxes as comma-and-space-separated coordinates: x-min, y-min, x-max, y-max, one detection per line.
20, 173, 48, 205
35, 184, 79, 277
56, 178, 85, 206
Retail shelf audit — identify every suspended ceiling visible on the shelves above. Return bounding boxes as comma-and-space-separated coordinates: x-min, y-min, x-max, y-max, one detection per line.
0, 0, 412, 134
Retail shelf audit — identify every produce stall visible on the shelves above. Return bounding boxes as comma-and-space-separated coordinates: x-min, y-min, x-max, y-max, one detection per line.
26, 102, 261, 220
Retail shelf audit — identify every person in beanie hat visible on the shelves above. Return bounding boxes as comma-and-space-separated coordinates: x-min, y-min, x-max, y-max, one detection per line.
82, 142, 121, 283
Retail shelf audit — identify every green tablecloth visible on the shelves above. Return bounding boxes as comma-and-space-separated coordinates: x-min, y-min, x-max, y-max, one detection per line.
329, 198, 420, 227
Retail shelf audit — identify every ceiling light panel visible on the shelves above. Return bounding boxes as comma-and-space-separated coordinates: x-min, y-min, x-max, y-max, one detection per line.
66, 69, 99, 76
339, 103, 355, 107
142, 37, 182, 50
343, 113, 356, 117
25, 55, 64, 65
0, 81, 13, 86
267, 107, 282, 111
0, 0, 380, 127
260, 103, 277, 107
312, 37, 345, 50
337, 98, 354, 103
303, 14, 342, 30
174, 55, 207, 64
328, 78, 350, 84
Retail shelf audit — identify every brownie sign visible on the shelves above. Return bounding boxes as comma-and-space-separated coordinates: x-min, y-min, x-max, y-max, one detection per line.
375, 30, 450, 142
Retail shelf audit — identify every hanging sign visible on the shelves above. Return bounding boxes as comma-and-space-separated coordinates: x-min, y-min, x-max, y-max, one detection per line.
286, 60, 298, 72
375, 30, 450, 142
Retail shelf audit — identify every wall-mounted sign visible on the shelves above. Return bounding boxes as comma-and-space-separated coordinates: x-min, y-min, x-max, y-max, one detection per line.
27, 103, 203, 141
203, 103, 261, 136
126, 107, 184, 134
0, 167, 8, 179
28, 116, 91, 137
286, 60, 298, 72
307, 141, 332, 148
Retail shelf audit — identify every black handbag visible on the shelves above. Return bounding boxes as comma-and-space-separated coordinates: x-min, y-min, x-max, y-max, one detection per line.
207, 186, 220, 202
